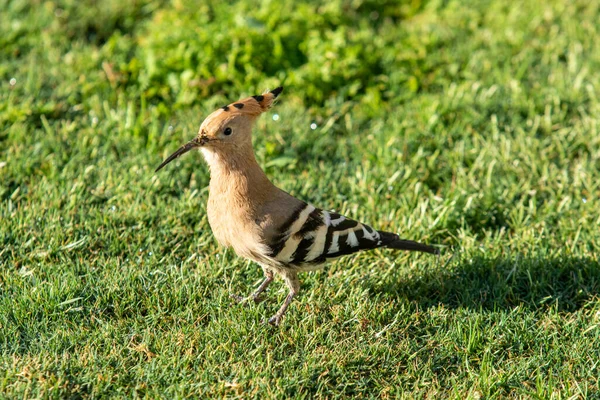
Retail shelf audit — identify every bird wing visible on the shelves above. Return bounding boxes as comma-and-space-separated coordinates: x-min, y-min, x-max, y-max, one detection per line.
267, 203, 384, 265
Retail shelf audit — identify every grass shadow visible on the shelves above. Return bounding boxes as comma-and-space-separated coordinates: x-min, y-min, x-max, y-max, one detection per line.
368, 253, 600, 312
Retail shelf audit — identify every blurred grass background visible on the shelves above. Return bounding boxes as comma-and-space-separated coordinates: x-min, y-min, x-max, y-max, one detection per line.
1, 0, 599, 397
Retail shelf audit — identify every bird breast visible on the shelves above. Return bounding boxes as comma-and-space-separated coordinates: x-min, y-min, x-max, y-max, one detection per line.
206, 179, 274, 265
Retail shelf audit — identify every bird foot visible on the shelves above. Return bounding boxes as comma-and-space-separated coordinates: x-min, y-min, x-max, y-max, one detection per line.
264, 291, 295, 326
229, 293, 265, 305
266, 314, 283, 326
230, 294, 246, 304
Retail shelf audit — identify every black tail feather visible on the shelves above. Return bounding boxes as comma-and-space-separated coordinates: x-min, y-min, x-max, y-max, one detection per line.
379, 231, 439, 255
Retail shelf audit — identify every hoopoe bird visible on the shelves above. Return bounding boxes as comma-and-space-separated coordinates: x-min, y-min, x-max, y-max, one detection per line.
156, 87, 438, 326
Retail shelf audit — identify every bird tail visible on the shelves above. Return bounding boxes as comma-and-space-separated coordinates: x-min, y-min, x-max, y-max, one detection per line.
379, 231, 439, 255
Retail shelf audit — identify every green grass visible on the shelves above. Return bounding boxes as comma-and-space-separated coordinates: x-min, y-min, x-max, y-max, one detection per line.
1, 0, 600, 397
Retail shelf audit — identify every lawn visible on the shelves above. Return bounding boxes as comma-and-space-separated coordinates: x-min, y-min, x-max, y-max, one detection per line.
1, 0, 600, 398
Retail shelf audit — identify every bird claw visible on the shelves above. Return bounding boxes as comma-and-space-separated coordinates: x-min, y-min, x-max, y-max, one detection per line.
230, 294, 246, 304
229, 293, 265, 305
267, 314, 282, 326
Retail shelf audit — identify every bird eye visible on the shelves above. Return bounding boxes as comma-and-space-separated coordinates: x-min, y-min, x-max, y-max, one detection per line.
224, 127, 232, 136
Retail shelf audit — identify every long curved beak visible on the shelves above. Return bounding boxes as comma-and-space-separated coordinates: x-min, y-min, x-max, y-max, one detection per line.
155, 137, 206, 172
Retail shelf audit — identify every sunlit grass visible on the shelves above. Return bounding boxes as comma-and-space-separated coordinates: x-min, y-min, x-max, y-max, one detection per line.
1, 0, 599, 397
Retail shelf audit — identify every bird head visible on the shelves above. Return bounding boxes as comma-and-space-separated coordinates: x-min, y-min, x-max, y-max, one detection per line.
155, 86, 283, 172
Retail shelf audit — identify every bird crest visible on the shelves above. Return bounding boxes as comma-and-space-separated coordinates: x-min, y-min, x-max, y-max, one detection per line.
219, 86, 283, 117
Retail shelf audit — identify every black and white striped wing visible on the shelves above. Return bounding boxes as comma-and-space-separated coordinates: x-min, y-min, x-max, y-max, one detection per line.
267, 204, 384, 265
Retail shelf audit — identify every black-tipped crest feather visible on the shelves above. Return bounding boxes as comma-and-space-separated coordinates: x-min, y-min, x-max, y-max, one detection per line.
270, 86, 283, 98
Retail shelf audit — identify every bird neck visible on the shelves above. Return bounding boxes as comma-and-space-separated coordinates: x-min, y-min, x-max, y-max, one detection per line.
201, 146, 275, 201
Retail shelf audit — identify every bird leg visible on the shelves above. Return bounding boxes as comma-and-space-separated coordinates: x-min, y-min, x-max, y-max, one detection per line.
267, 291, 296, 326
250, 271, 274, 302
267, 271, 300, 326
231, 270, 273, 304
